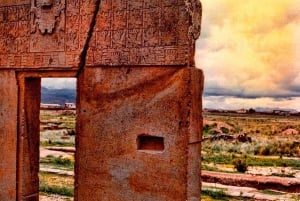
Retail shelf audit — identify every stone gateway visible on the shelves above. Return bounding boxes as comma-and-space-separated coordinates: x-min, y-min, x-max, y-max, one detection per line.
0, 0, 203, 200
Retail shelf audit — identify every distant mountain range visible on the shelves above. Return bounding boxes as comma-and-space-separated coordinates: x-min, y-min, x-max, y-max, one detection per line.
204, 107, 299, 113
41, 87, 76, 105
42, 88, 299, 113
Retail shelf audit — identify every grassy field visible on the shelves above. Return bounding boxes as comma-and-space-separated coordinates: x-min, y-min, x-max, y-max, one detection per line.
203, 112, 300, 161
39, 172, 74, 196
202, 112, 300, 200
39, 109, 75, 200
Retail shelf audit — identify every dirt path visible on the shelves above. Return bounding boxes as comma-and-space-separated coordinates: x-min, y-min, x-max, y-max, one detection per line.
40, 195, 72, 201
202, 182, 294, 201
40, 147, 74, 158
202, 170, 300, 193
40, 147, 74, 176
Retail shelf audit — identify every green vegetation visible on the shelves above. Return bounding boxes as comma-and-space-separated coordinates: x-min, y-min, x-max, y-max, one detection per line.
202, 110, 300, 201
271, 173, 295, 178
221, 127, 230, 134
233, 158, 248, 173
203, 123, 218, 137
247, 156, 300, 168
39, 172, 74, 197
39, 182, 73, 197
40, 140, 75, 147
202, 153, 300, 168
201, 188, 257, 201
201, 189, 230, 200
254, 141, 300, 157
39, 110, 76, 199
202, 165, 222, 172
40, 155, 74, 168
261, 189, 285, 195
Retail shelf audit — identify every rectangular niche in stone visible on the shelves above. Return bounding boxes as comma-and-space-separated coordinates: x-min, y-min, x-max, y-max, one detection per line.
137, 135, 165, 151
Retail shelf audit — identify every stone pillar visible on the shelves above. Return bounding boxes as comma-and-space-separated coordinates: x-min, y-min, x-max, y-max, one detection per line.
17, 76, 41, 201
75, 0, 203, 200
0, 70, 18, 201
76, 67, 203, 201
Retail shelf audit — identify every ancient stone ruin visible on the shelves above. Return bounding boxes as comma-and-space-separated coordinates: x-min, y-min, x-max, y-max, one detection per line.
0, 0, 203, 200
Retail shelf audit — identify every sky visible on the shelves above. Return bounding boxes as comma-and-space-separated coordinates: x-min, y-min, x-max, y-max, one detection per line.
196, 0, 300, 110
42, 78, 76, 89
43, 0, 300, 111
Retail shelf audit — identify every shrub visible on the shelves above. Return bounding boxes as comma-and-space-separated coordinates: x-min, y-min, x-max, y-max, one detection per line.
203, 125, 211, 133
221, 127, 229, 134
66, 129, 76, 136
54, 157, 73, 167
233, 158, 248, 173
203, 123, 218, 135
260, 146, 270, 156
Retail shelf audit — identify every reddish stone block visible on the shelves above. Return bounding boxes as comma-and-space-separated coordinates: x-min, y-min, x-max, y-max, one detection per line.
76, 67, 203, 200
0, 1, 203, 200
0, 70, 18, 201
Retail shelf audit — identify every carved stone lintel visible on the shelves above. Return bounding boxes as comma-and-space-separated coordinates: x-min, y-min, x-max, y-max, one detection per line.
30, 0, 66, 35
185, 0, 202, 40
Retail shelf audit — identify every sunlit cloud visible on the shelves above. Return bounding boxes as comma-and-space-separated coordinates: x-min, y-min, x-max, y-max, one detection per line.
196, 0, 300, 100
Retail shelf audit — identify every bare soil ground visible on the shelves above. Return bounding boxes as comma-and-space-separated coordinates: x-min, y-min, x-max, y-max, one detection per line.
40, 195, 72, 201
202, 182, 295, 201
202, 170, 300, 193
40, 147, 73, 158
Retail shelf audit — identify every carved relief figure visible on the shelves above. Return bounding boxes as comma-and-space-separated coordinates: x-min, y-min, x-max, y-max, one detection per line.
185, 0, 202, 40
30, 0, 66, 34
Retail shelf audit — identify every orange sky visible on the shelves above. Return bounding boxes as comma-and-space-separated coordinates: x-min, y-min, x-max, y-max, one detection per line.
196, 0, 300, 110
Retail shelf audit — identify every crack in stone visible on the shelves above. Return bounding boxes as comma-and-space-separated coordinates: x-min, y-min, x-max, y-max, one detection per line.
76, 0, 102, 77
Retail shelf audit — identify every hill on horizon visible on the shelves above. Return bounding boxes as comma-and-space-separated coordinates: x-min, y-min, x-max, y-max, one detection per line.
41, 87, 76, 105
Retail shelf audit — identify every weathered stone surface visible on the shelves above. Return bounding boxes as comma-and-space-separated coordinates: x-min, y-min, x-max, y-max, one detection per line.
76, 67, 203, 201
0, 0, 86, 68
0, 0, 201, 68
18, 77, 41, 201
0, 0, 203, 200
188, 68, 203, 200
0, 0, 29, 6
0, 70, 18, 201
88, 0, 193, 66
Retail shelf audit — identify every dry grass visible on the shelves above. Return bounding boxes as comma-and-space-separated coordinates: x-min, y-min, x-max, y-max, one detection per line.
202, 113, 300, 175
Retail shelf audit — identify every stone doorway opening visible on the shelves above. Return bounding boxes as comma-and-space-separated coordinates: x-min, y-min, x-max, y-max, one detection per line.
17, 72, 77, 201
39, 78, 76, 200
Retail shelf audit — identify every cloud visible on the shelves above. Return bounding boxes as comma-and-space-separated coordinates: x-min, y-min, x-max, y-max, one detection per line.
41, 78, 76, 89
196, 0, 300, 98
